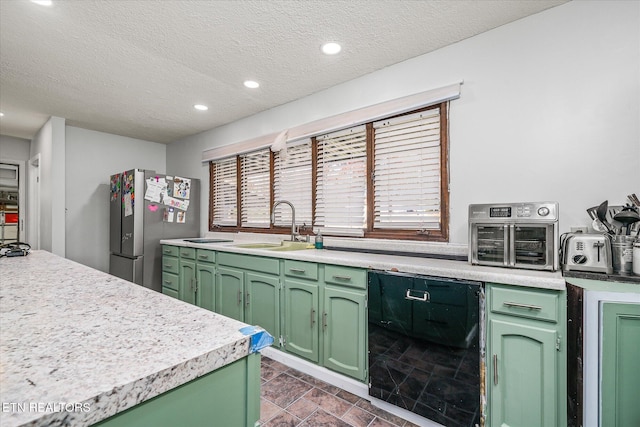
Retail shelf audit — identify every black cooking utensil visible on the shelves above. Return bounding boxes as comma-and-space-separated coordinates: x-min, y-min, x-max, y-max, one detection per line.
596, 200, 614, 234
613, 209, 640, 235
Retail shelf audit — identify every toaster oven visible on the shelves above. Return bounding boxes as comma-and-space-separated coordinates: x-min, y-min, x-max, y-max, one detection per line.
469, 202, 559, 271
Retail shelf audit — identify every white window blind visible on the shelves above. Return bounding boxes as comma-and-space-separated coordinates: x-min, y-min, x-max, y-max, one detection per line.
315, 125, 367, 232
273, 140, 312, 228
211, 158, 237, 226
240, 149, 271, 228
373, 108, 442, 230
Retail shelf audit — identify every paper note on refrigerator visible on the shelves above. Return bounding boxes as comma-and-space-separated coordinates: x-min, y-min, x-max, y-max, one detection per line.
124, 193, 133, 217
164, 208, 175, 222
144, 179, 167, 203
163, 196, 189, 211
173, 176, 191, 200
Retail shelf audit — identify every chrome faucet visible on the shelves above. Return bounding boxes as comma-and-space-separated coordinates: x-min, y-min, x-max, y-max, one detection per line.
271, 200, 297, 241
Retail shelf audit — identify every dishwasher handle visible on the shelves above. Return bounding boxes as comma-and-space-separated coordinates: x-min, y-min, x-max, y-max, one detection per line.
405, 289, 430, 302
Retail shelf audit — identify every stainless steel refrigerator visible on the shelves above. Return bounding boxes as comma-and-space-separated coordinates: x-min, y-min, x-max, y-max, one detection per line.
109, 169, 200, 292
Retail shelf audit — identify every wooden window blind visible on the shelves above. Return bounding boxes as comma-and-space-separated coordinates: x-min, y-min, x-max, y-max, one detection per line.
211, 158, 237, 226
273, 140, 313, 228
315, 125, 367, 234
372, 108, 442, 230
240, 149, 270, 228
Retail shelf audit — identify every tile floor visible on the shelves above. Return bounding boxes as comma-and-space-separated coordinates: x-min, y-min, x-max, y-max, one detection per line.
260, 356, 421, 427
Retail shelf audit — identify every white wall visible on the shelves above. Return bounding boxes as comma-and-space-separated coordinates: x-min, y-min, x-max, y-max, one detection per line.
65, 126, 166, 272
30, 116, 66, 255
171, 0, 639, 245
0, 135, 30, 160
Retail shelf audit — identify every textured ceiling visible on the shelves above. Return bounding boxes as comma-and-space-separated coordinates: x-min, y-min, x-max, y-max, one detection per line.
0, 0, 567, 144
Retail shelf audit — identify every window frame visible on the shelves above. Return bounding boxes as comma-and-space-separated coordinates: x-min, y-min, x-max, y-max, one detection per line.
209, 102, 449, 241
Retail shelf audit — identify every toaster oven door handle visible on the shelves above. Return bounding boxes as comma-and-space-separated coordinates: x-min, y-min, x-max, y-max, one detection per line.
508, 224, 516, 266
505, 225, 511, 266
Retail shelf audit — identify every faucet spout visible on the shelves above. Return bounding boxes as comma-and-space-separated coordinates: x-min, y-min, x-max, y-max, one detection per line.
271, 200, 297, 241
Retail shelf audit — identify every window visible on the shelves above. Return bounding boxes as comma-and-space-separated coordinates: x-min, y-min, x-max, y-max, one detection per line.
240, 149, 270, 228
209, 102, 449, 241
315, 126, 367, 233
372, 109, 442, 231
273, 140, 313, 227
210, 157, 237, 227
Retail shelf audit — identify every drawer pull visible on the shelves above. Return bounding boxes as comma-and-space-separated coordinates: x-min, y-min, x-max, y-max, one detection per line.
332, 275, 352, 281
198, 255, 209, 259
164, 280, 171, 284
405, 289, 430, 302
503, 301, 542, 311
289, 268, 306, 274
493, 354, 498, 385
164, 265, 171, 268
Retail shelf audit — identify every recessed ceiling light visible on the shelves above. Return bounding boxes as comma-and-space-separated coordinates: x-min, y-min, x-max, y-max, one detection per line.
0, 112, 4, 117
31, 0, 53, 6
244, 80, 260, 89
193, 104, 208, 111
321, 42, 342, 55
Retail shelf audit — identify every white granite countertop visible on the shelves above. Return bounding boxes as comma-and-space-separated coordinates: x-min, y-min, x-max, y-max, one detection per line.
161, 236, 566, 291
0, 251, 252, 427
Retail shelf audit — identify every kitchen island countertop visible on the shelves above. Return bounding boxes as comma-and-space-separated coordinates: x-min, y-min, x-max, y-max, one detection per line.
0, 250, 254, 427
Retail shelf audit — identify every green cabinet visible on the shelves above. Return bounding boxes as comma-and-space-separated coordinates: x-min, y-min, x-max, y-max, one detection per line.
196, 249, 216, 312
245, 272, 281, 342
284, 277, 320, 362
322, 286, 366, 381
283, 261, 367, 381
161, 245, 180, 299
486, 283, 566, 427
601, 302, 640, 427
217, 253, 281, 341
95, 353, 261, 427
217, 265, 245, 321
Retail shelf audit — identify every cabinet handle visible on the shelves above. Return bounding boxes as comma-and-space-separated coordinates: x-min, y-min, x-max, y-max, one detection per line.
310, 309, 316, 328
164, 264, 171, 268
503, 301, 542, 311
164, 280, 171, 284
323, 312, 328, 332
237, 290, 242, 306
246, 292, 250, 307
289, 268, 306, 274
198, 255, 209, 259
405, 289, 430, 302
493, 354, 498, 386
332, 275, 352, 281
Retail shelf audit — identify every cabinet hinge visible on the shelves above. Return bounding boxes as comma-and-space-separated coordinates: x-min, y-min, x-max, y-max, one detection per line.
556, 336, 561, 351
279, 336, 286, 347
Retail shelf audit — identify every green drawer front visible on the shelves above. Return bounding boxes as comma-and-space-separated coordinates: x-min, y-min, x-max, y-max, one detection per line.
284, 260, 318, 280
218, 252, 280, 275
179, 247, 196, 259
162, 272, 179, 290
162, 245, 179, 257
162, 286, 179, 300
490, 285, 559, 323
162, 256, 179, 274
196, 249, 216, 264
324, 265, 366, 289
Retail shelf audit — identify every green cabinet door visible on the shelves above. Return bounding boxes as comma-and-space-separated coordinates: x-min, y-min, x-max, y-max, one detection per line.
179, 259, 196, 305
216, 266, 245, 321
489, 318, 558, 427
245, 271, 280, 341
601, 302, 640, 427
322, 286, 366, 381
196, 263, 216, 312
284, 278, 319, 363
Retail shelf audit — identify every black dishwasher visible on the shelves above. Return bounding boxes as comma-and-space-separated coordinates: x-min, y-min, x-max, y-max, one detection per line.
368, 271, 484, 427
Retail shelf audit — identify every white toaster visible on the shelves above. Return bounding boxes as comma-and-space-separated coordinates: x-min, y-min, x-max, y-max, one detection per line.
561, 233, 613, 274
